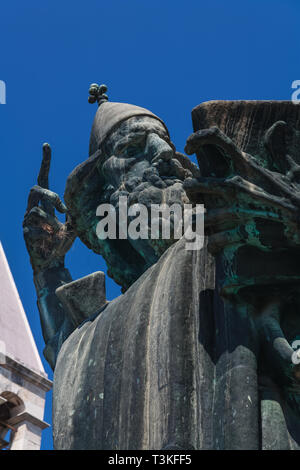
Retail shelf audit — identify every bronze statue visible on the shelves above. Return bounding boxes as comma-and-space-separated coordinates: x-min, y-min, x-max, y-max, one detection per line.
23, 87, 300, 449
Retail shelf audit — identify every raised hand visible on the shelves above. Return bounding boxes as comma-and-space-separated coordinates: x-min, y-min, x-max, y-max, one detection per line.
23, 143, 76, 274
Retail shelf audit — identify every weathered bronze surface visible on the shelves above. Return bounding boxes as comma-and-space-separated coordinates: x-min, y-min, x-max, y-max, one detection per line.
23, 91, 300, 449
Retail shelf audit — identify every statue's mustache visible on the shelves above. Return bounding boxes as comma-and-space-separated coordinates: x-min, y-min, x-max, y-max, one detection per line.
104, 155, 187, 203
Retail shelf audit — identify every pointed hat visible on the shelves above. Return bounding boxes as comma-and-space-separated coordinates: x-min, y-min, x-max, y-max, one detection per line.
88, 83, 169, 156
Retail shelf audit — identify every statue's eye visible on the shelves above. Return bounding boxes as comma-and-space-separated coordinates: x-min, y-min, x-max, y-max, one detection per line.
126, 145, 141, 157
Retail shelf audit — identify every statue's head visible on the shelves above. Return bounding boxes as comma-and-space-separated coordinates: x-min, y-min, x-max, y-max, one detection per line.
64, 84, 199, 291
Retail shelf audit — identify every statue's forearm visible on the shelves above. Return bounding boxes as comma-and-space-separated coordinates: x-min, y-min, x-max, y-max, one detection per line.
34, 265, 75, 369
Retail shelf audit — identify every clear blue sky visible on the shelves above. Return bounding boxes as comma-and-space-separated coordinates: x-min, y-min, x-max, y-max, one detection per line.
0, 0, 299, 450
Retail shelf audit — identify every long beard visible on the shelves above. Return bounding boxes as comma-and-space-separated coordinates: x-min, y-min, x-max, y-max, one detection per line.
106, 158, 191, 258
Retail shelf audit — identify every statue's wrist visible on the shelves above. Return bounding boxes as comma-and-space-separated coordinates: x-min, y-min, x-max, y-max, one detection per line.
30, 253, 65, 275
34, 264, 72, 292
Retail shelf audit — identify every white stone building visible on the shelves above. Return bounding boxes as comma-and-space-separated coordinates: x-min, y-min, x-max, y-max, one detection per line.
0, 242, 52, 450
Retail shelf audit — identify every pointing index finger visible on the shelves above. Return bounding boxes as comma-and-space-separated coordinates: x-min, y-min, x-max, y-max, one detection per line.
38, 143, 51, 189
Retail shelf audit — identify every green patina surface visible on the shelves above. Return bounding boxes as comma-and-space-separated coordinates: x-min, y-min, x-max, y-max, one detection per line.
184, 117, 300, 429
23, 97, 300, 448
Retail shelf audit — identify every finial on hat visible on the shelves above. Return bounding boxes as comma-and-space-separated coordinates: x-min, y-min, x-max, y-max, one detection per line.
88, 83, 108, 106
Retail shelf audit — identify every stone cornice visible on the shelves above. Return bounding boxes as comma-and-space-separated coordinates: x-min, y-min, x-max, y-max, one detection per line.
0, 355, 52, 392
8, 412, 49, 430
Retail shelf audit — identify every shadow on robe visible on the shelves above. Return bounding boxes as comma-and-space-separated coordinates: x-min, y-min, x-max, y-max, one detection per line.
53, 237, 300, 450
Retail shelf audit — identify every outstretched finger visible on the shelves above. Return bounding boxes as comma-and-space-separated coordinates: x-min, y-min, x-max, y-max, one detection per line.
38, 143, 51, 189
38, 143, 55, 214
25, 143, 53, 215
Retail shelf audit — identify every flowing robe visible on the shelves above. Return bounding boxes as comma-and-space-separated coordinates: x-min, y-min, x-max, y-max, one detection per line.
52, 237, 300, 450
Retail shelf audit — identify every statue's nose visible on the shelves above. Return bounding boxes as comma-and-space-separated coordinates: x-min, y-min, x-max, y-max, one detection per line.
146, 133, 173, 162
